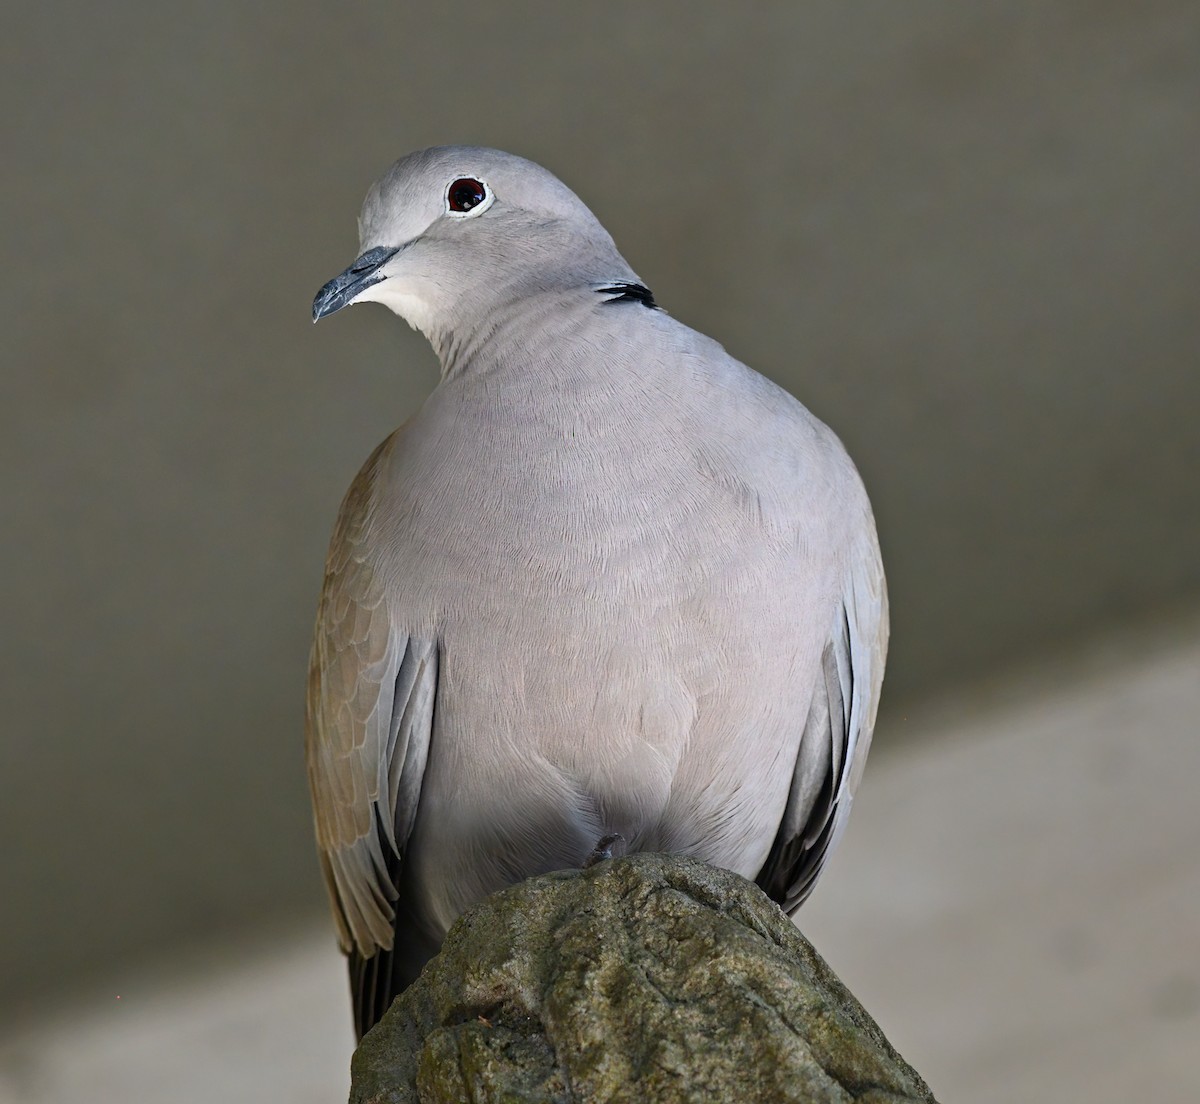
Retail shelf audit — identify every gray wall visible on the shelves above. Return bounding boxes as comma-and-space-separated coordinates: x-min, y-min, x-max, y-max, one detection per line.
4, 2, 1198, 1017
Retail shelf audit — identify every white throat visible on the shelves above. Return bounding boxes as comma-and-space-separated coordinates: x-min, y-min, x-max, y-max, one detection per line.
353, 280, 440, 339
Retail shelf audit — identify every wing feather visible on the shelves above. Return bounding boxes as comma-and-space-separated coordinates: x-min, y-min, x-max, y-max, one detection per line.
304, 433, 436, 958
756, 524, 888, 913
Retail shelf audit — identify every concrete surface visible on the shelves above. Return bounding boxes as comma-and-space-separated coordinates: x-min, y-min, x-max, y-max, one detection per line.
4, 0, 1199, 1024
2, 615, 1195, 1103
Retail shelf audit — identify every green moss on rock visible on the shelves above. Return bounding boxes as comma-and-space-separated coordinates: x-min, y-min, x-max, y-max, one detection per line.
350, 853, 936, 1103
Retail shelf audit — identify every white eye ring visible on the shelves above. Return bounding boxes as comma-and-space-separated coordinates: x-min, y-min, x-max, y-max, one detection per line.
444, 176, 495, 219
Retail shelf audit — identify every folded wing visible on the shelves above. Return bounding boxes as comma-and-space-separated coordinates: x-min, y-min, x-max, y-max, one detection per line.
305, 437, 438, 1035
756, 531, 888, 913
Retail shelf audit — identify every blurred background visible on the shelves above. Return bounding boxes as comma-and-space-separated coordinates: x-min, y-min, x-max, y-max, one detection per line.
3, 2, 1198, 1101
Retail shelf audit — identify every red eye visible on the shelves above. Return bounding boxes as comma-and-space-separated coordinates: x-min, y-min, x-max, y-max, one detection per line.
447, 178, 488, 213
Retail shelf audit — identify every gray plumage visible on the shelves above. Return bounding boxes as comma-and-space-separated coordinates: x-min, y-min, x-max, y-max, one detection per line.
307, 147, 888, 1038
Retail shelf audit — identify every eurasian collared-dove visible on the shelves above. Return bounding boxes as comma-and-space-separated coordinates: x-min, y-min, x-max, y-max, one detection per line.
308, 147, 888, 1038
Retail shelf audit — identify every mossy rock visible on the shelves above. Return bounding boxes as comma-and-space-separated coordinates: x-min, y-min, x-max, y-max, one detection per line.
350, 852, 936, 1103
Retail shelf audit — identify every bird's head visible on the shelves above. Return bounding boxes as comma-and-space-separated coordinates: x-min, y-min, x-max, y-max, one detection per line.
312, 146, 637, 342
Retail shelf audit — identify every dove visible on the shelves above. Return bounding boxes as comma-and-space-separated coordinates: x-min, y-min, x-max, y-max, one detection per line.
308, 146, 887, 1038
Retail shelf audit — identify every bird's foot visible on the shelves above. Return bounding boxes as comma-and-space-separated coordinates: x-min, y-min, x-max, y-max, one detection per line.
584, 833, 628, 868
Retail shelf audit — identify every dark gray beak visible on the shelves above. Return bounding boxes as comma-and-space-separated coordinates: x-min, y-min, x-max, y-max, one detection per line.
312, 246, 400, 322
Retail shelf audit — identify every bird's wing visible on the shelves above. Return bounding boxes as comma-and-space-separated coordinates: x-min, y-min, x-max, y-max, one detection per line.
756, 526, 888, 913
305, 433, 437, 986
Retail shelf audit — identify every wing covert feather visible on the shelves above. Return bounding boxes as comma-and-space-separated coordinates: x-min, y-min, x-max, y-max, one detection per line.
304, 433, 436, 957
756, 522, 888, 913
